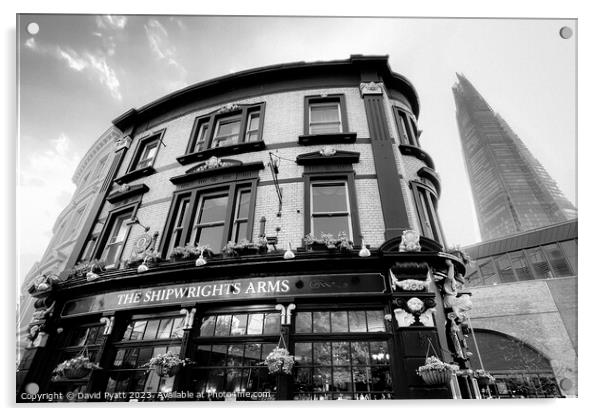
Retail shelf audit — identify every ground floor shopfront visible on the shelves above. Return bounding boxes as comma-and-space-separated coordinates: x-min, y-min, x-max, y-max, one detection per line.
18, 250, 473, 401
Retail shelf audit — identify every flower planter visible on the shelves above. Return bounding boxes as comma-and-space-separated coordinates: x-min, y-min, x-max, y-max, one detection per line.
418, 368, 454, 385
63, 367, 93, 379
153, 364, 180, 378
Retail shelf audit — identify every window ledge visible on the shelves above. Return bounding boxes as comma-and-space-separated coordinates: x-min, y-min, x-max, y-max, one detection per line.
176, 140, 266, 166
114, 166, 156, 185
298, 132, 357, 145
398, 144, 435, 169
417, 167, 441, 195
107, 184, 150, 204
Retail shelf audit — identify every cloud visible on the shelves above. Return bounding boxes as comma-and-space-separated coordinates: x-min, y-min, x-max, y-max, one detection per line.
84, 52, 122, 100
24, 38, 122, 101
57, 47, 87, 71
144, 18, 187, 87
19, 134, 81, 280
96, 15, 127, 31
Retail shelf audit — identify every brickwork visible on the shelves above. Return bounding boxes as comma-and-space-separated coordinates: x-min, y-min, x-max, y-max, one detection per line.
468, 279, 578, 397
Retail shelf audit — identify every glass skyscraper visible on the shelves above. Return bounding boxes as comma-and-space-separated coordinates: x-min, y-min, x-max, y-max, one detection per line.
452, 74, 576, 241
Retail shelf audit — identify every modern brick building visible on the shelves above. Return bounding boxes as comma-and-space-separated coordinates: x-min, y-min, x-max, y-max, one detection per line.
463, 220, 577, 397
18, 56, 483, 401
452, 74, 576, 241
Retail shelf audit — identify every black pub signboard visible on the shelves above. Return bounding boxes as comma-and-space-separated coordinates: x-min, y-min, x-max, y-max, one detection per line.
61, 273, 386, 317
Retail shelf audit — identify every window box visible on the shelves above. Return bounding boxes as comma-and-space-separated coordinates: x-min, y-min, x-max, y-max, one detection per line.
114, 166, 156, 185
298, 132, 357, 146
176, 140, 265, 166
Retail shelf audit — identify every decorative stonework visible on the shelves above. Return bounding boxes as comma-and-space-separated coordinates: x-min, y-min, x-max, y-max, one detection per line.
180, 307, 197, 329
319, 146, 337, 157
442, 260, 472, 323
360, 81, 384, 97
216, 103, 241, 114
100, 316, 115, 335
114, 135, 132, 151
398, 229, 421, 252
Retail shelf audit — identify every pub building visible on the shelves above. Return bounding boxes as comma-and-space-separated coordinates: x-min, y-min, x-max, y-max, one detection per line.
18, 55, 481, 401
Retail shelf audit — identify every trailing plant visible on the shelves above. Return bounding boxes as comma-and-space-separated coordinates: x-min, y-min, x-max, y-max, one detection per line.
262, 347, 295, 375
142, 351, 194, 377
52, 355, 100, 380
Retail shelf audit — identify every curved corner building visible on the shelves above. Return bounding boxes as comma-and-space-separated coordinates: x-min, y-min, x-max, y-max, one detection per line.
18, 56, 482, 401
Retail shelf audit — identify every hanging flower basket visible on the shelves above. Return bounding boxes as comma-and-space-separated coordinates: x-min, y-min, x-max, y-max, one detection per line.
142, 351, 193, 378
417, 356, 459, 386
52, 355, 100, 380
262, 347, 295, 375
474, 369, 495, 385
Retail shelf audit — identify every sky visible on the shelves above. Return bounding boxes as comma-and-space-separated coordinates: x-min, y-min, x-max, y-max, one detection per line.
17, 15, 577, 285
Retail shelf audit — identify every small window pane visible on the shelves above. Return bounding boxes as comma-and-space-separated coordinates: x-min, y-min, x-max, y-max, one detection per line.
263, 313, 281, 335
142, 319, 160, 340
137, 347, 154, 366
261, 343, 277, 360
312, 184, 348, 213
295, 343, 312, 365
215, 315, 232, 336
230, 314, 248, 335
313, 367, 332, 391
313, 312, 331, 333
527, 247, 552, 279
200, 315, 216, 337
370, 367, 392, 392
313, 342, 332, 365
244, 343, 261, 366
213, 119, 241, 147
296, 312, 312, 333
156, 318, 174, 339
351, 342, 369, 365
212, 345, 228, 366
509, 251, 534, 281
331, 311, 348, 332
196, 345, 212, 366
332, 367, 352, 392
197, 225, 225, 253
171, 316, 185, 338
129, 321, 147, 341
495, 254, 516, 283
247, 314, 264, 335
313, 216, 350, 239
369, 341, 390, 365
479, 258, 500, 285
366, 310, 385, 332
332, 342, 350, 365
348, 311, 367, 332
542, 243, 573, 277
198, 195, 228, 224
559, 240, 578, 274
227, 345, 244, 366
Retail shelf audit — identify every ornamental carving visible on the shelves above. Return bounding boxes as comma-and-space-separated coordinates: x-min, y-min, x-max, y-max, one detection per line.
442, 260, 472, 323
216, 103, 241, 114
360, 81, 384, 97
319, 146, 337, 157
398, 229, 421, 252
114, 135, 132, 151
